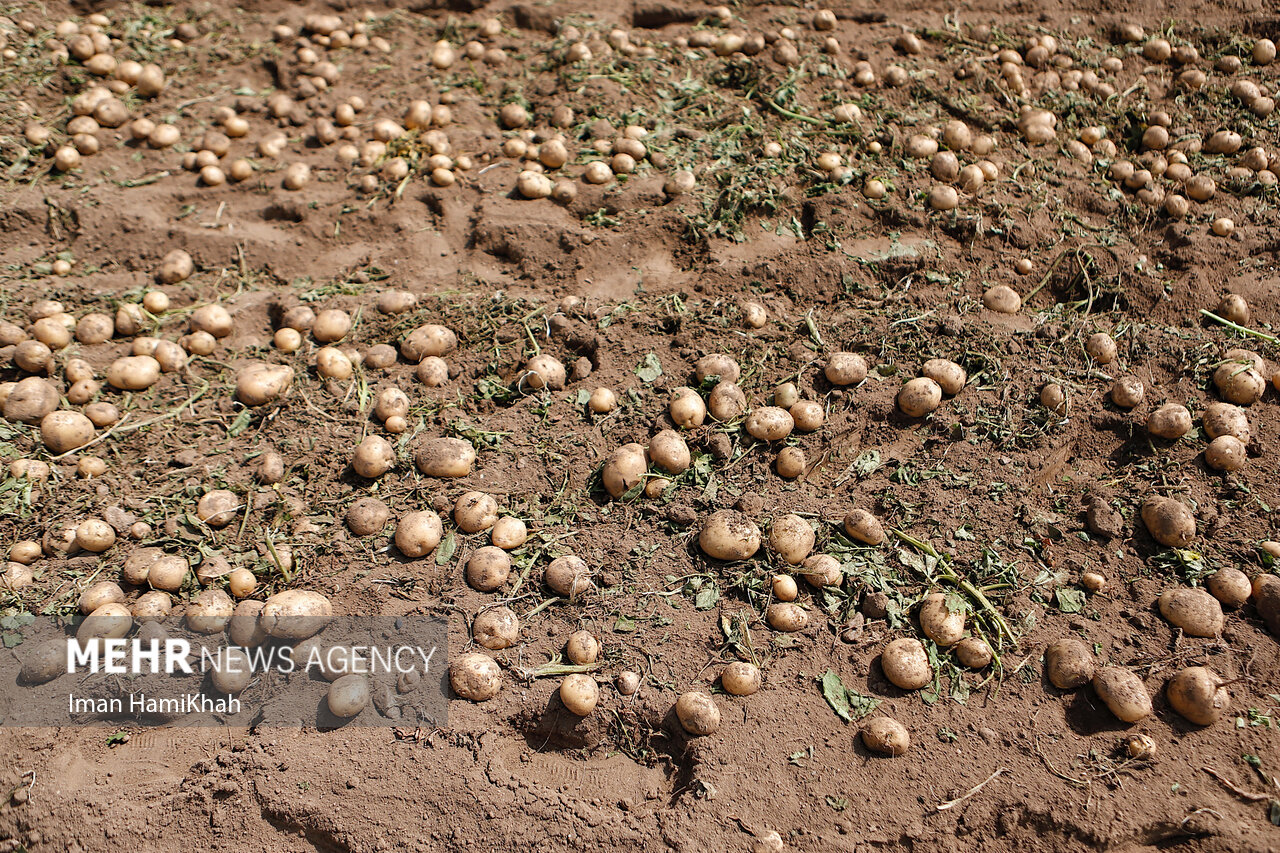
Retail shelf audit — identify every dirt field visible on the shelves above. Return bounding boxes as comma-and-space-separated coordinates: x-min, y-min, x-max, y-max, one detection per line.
2, 0, 1280, 850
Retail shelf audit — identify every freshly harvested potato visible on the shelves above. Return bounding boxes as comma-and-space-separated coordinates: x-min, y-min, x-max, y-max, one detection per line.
158, 248, 194, 284
917, 593, 965, 646
327, 674, 371, 717
1213, 362, 1266, 405
1044, 638, 1094, 689
772, 573, 799, 601
77, 602, 132, 643
416, 356, 449, 387
186, 588, 234, 633
1110, 376, 1145, 408
721, 661, 762, 696
522, 354, 566, 390
79, 580, 125, 614
1204, 435, 1246, 472
776, 447, 806, 479
1252, 575, 1280, 635
455, 491, 499, 532
699, 510, 761, 561
560, 674, 599, 716
40, 411, 95, 454
415, 437, 475, 477
147, 555, 189, 591
982, 284, 1021, 314
1157, 587, 1223, 637
466, 546, 511, 591
675, 691, 721, 735
767, 602, 808, 632
197, 489, 240, 527
955, 637, 992, 669
106, 355, 161, 391
346, 497, 390, 536
708, 381, 746, 421
745, 407, 794, 441
1, 563, 33, 591
373, 385, 409, 420
1147, 403, 1191, 439
228, 600, 268, 647
210, 648, 253, 695
921, 359, 966, 395
843, 509, 885, 545
1202, 402, 1249, 441
694, 353, 741, 385
566, 630, 600, 665
897, 377, 942, 417
861, 717, 910, 756
825, 352, 868, 385
352, 435, 395, 478
312, 309, 351, 343
790, 400, 824, 432
1166, 666, 1229, 726
545, 555, 594, 597
1206, 567, 1251, 608
4, 377, 59, 424
396, 510, 442, 557
669, 387, 707, 429
648, 429, 691, 475
472, 606, 519, 649
490, 517, 527, 550
617, 671, 641, 695
225, 568, 256, 597
800, 554, 842, 588
260, 589, 333, 640
602, 443, 647, 498
75, 519, 116, 553
190, 304, 233, 338
236, 363, 294, 406
450, 652, 501, 701
1092, 667, 1152, 723
1085, 332, 1117, 364
1141, 497, 1195, 547
400, 323, 457, 362
19, 639, 67, 684
315, 347, 353, 380
768, 514, 815, 565
881, 638, 931, 690
587, 387, 616, 414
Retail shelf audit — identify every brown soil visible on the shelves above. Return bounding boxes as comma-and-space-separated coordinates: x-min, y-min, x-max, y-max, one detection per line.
2, 1, 1280, 851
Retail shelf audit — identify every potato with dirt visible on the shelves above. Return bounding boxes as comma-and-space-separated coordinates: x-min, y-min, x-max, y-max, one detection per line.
473, 607, 519, 650
415, 438, 475, 478
918, 593, 965, 646
545, 555, 593, 597
700, 510, 761, 561
1166, 667, 1229, 726
1044, 638, 1095, 689
844, 509, 886, 545
602, 443, 647, 498
1092, 668, 1152, 723
259, 590, 332, 640
1140, 497, 1195, 547
721, 662, 762, 696
861, 717, 911, 756
1157, 588, 1223, 636
450, 652, 501, 701
768, 514, 814, 565
675, 691, 721, 735
881, 638, 931, 690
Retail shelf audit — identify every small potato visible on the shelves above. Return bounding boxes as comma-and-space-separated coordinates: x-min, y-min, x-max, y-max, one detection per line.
800, 554, 842, 588
772, 574, 798, 601
1166, 666, 1229, 726
767, 602, 808, 632
1045, 638, 1094, 689
1256, 575, 1280, 635
400, 324, 458, 362
416, 356, 449, 387
1204, 435, 1246, 472
617, 671, 641, 695
158, 249, 194, 284
75, 519, 116, 553
197, 489, 239, 528
602, 443, 647, 498
982, 285, 1021, 314
881, 638, 931, 690
774, 383, 799, 409
210, 647, 254, 695
745, 406, 795, 441
843, 509, 885, 545
694, 353, 741, 385
1092, 667, 1152, 723
14, 339, 53, 372
545, 555, 593, 597
190, 304, 233, 338
897, 377, 942, 417
9, 540, 41, 565
1085, 332, 1117, 364
588, 387, 616, 414
20, 639, 70, 684
560, 673, 599, 716
1110, 376, 1144, 408
721, 661, 761, 696
861, 717, 910, 756
648, 429, 691, 475
228, 600, 268, 647
414, 438, 475, 478
918, 593, 965, 646
1147, 403, 1191, 439
473, 606, 519, 649
76, 602, 132, 643
466, 546, 511, 591
186, 588, 234, 633
455, 491, 499, 532
789, 400, 823, 432
1158, 587, 1223, 637
776, 447, 806, 478
825, 352, 868, 385
566, 630, 600, 664
708, 381, 746, 422
490, 517, 527, 550
1206, 567, 1251, 608
669, 387, 707, 429
700, 510, 761, 561
148, 555, 189, 591
1202, 402, 1250, 442
227, 568, 257, 599
1141, 497, 1195, 547
79, 580, 125, 614
396, 511, 443, 558
768, 514, 815, 565
312, 308, 351, 343
921, 359, 965, 395
346, 496, 390, 536
131, 590, 172, 624
260, 589, 333, 640
328, 674, 371, 717
41, 411, 95, 454
450, 652, 501, 701
675, 691, 721, 735
235, 363, 294, 406
955, 637, 992, 668
521, 354, 566, 391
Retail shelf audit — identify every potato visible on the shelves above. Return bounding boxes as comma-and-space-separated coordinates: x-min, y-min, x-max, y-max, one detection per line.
1092, 667, 1152, 723
260, 590, 333, 640
190, 304, 233, 338
825, 352, 868, 385
315, 347, 353, 380
228, 600, 268, 647
401, 324, 457, 362
675, 691, 721, 735
376, 290, 417, 314
772, 574, 798, 601
843, 509, 885, 545
708, 381, 746, 421
158, 248, 194, 284
395, 511, 443, 558
1213, 362, 1266, 405
1110, 376, 1145, 408
415, 437, 475, 478
616, 671, 641, 695
648, 429, 691, 475
235, 363, 294, 406
490, 517, 527, 550
450, 652, 501, 701
148, 555, 189, 591
700, 510, 761, 561
41, 411, 95, 453
77, 602, 132, 643
775, 447, 806, 478
694, 353, 741, 385
197, 489, 240, 527
1253, 575, 1280, 635
881, 638, 931, 690
767, 602, 807, 631
898, 377, 942, 417
768, 514, 814, 565
78, 580, 124, 614
669, 387, 707, 428
1166, 666, 1228, 726
187, 588, 235, 633
1141, 497, 1195, 547
921, 359, 965, 395
522, 354, 566, 391
466, 545, 511, 591
373, 387, 408, 422
861, 717, 910, 756
227, 568, 257, 599
789, 400, 823, 433
721, 661, 761, 696
1158, 587, 1223, 637
75, 313, 114, 344
416, 356, 449, 387
4, 377, 58, 424
955, 637, 992, 669
566, 630, 600, 665
1207, 567, 1251, 608
327, 674, 370, 717
19, 639, 67, 684
1085, 332, 1117, 364
741, 406, 791, 441
800, 554, 841, 588
1202, 402, 1249, 441
602, 443, 647, 498
1204, 435, 1246, 472
1147, 403, 1191, 439
75, 519, 116, 553
587, 387, 616, 414
346, 496, 390, 536
560, 673, 599, 716
473, 606, 519, 650
121, 547, 161, 585
982, 285, 1021, 314
545, 555, 593, 597
1044, 638, 1094, 689
210, 648, 253, 695
918, 592, 965, 646
9, 540, 41, 565
312, 309, 351, 343
84, 402, 119, 428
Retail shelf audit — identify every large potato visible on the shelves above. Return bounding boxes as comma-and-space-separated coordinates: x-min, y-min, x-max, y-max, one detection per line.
78, 580, 125, 614
694, 353, 741, 385
415, 437, 475, 477
708, 381, 746, 421
401, 323, 457, 362
106, 355, 161, 391
3, 376, 59, 424
19, 639, 67, 684
352, 435, 395, 479
235, 363, 294, 406
466, 546, 511, 591
455, 491, 499, 532
260, 590, 332, 640
800, 553, 842, 588
327, 674, 371, 718
346, 497, 390, 536
897, 377, 942, 417
1147, 403, 1191, 440
560, 674, 599, 716
147, 555, 189, 591
1166, 666, 1229, 726
1202, 402, 1249, 441
472, 606, 519, 650
1206, 567, 1251, 608
861, 717, 910, 756
1093, 667, 1152, 723
881, 638, 931, 690
844, 509, 885, 545
669, 387, 707, 429
76, 602, 132, 642
131, 590, 172, 623
675, 691, 721, 735
699, 510, 761, 561
522, 354, 566, 390
41, 411, 95, 454
228, 600, 268, 647
918, 593, 965, 646
1140, 497, 1195, 547
825, 352, 867, 385
197, 489, 240, 528
921, 359, 966, 395
450, 652, 501, 701
768, 514, 815, 565
602, 443, 647, 498
396, 510, 443, 557
1157, 587, 1223, 637
745, 407, 794, 441
648, 429, 690, 475
545, 555, 593, 597
766, 602, 808, 631
158, 248, 194, 284
186, 588, 235, 633
1045, 638, 1094, 689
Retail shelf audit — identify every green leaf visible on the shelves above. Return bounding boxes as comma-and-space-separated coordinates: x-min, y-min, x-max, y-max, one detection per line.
694, 585, 719, 610
2, 632, 23, 648
435, 531, 456, 565
820, 670, 880, 722
635, 353, 663, 383
1055, 588, 1086, 613
575, 388, 591, 406
614, 615, 636, 633
852, 450, 881, 478
1270, 800, 1280, 827
227, 409, 252, 438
